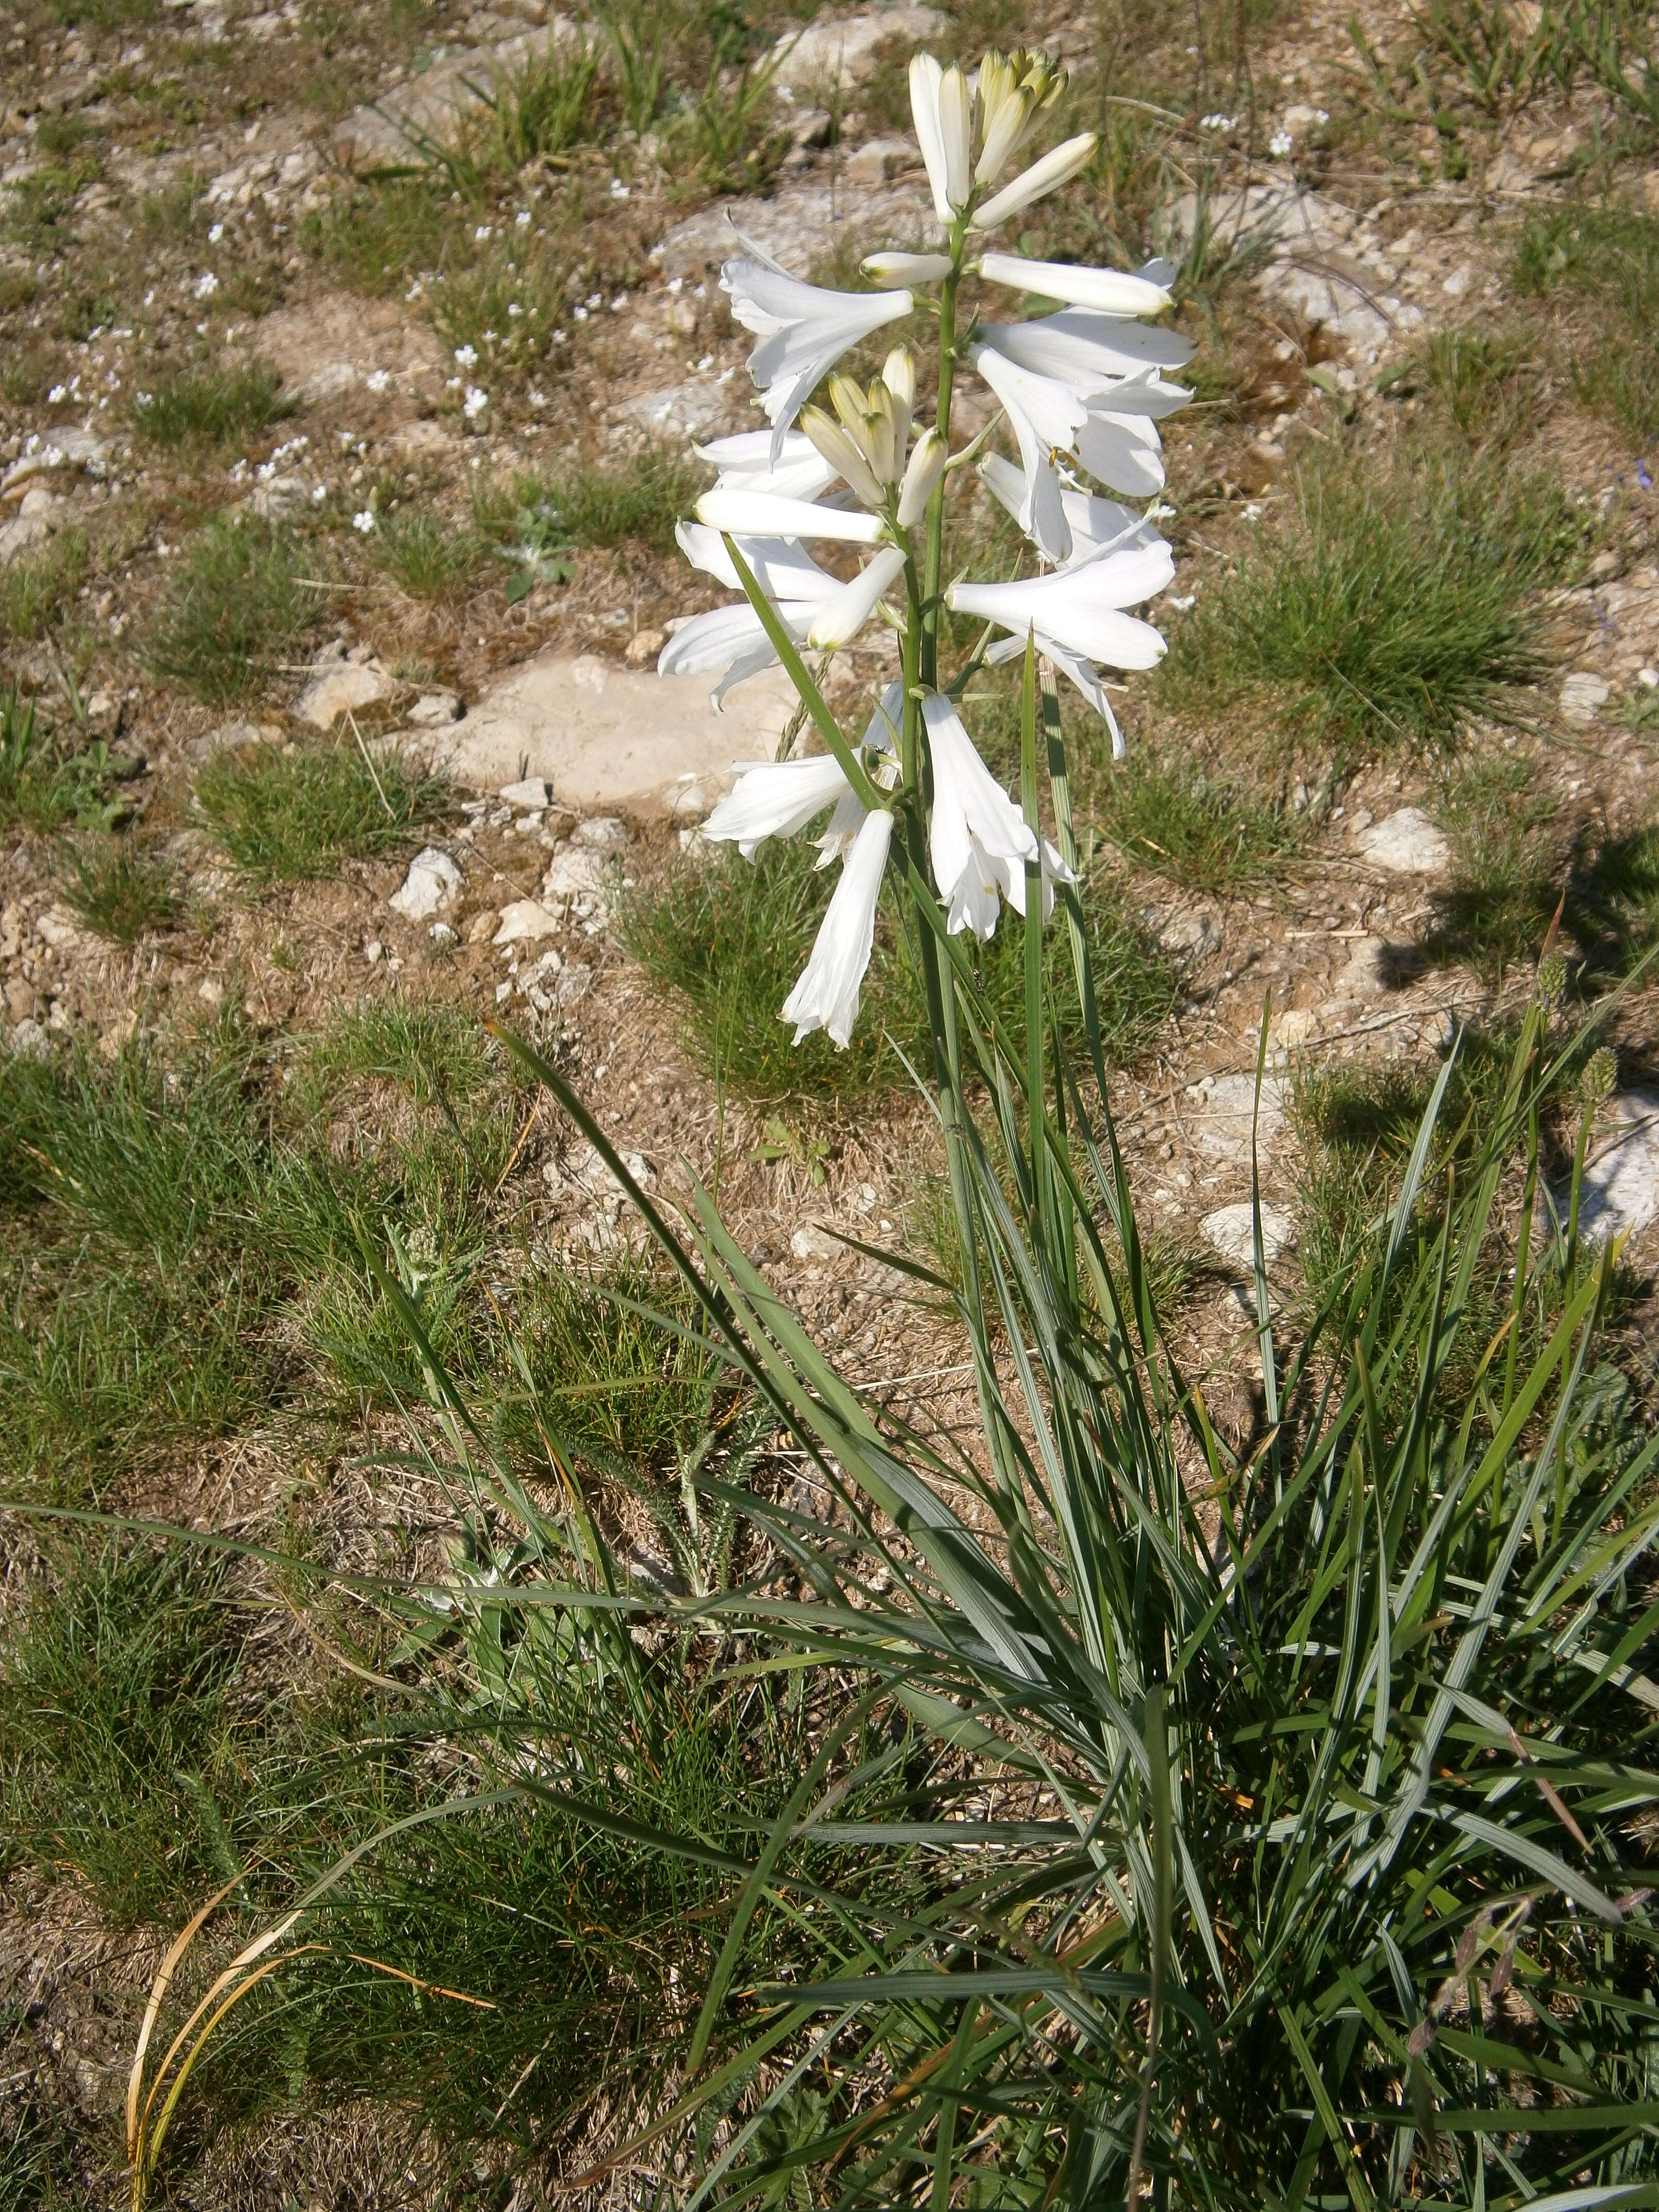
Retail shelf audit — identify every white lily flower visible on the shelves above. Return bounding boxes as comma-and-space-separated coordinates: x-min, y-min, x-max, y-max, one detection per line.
807, 545, 908, 648
675, 522, 840, 605
948, 544, 1173, 744
695, 487, 884, 543
703, 753, 853, 858
721, 246, 913, 459
910, 55, 973, 224
659, 601, 816, 708
978, 252, 1173, 317
967, 344, 1083, 561
695, 427, 839, 502
863, 250, 954, 288
979, 453, 1164, 571
978, 306, 1194, 393
969, 132, 1098, 232
781, 807, 894, 1046
923, 693, 1070, 938
897, 427, 948, 527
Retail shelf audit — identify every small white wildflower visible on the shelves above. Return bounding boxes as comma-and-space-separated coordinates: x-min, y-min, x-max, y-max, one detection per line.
463, 384, 489, 419
312, 484, 328, 503
585, 291, 603, 309
366, 369, 390, 393
208, 221, 224, 242
352, 509, 377, 532
256, 460, 276, 481
1198, 112, 1238, 131
454, 344, 478, 369
48, 384, 67, 403
552, 329, 566, 344
1269, 127, 1293, 157
609, 177, 629, 199
610, 292, 627, 311
507, 302, 523, 317
515, 208, 531, 227
406, 279, 424, 300
194, 270, 219, 299
474, 223, 492, 240
143, 288, 155, 305
666, 275, 684, 295
573, 306, 588, 323
528, 387, 547, 406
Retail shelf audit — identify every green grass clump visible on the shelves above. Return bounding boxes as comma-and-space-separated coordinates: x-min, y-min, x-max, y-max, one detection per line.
132, 360, 294, 453
0, 691, 124, 835
1422, 752, 1563, 975
1515, 203, 1659, 439
0, 528, 89, 642
303, 178, 457, 297
1159, 450, 1594, 760
0, 1542, 246, 1925
428, 232, 575, 381
144, 518, 322, 707
61, 839, 181, 944
193, 738, 451, 883
1095, 746, 1302, 892
374, 509, 487, 601
622, 836, 1177, 1100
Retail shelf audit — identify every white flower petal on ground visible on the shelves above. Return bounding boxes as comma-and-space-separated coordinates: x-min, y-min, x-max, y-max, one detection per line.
806, 544, 908, 649
722, 252, 913, 457
675, 522, 840, 604
897, 427, 948, 527
695, 427, 839, 502
703, 753, 853, 857
978, 251, 1173, 317
695, 487, 884, 543
863, 250, 954, 288
967, 344, 1083, 561
969, 133, 1098, 231
781, 807, 894, 1046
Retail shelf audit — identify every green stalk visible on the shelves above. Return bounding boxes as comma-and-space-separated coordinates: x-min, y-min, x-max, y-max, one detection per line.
1019, 630, 1049, 1246
921, 239, 962, 692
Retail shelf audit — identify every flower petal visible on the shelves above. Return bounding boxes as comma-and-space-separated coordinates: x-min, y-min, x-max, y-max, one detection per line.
897, 427, 948, 527
969, 132, 1098, 231
781, 808, 893, 1046
909, 54, 955, 226
978, 251, 1172, 317
864, 250, 954, 287
675, 521, 840, 602
695, 489, 884, 543
703, 753, 852, 857
806, 544, 907, 648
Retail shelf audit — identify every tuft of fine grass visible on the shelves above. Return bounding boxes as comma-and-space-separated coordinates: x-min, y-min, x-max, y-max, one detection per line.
131, 360, 294, 453
1421, 752, 1563, 977
1158, 448, 1595, 761
61, 839, 181, 944
477, 443, 705, 568
1515, 203, 1659, 439
0, 529, 89, 643
373, 509, 487, 601
144, 517, 322, 707
1094, 746, 1303, 892
0, 690, 125, 836
193, 737, 451, 883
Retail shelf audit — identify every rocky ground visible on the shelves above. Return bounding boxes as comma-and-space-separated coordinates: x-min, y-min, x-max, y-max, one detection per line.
2, 0, 1657, 2198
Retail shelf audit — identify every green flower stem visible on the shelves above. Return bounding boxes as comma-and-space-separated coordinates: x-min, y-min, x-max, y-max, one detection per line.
921, 235, 964, 693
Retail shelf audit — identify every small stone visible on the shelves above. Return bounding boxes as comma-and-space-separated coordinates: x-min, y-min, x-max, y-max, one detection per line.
295, 660, 393, 729
1637, 666, 1658, 690
430, 920, 459, 946
36, 904, 86, 951
1570, 1089, 1659, 1244
554, 961, 593, 1007
499, 776, 552, 807
408, 690, 464, 726
1202, 1201, 1295, 1269
624, 627, 667, 667
573, 816, 628, 851
1441, 265, 1472, 298
542, 848, 609, 899
0, 515, 50, 565
198, 976, 225, 1005
844, 137, 915, 185
1559, 670, 1612, 726
464, 909, 498, 945
1159, 908, 1222, 960
494, 898, 561, 945
1272, 1006, 1319, 1049
5, 975, 36, 1022
1356, 808, 1450, 875
8, 1018, 50, 1061
365, 937, 383, 963
1194, 1074, 1287, 1166
388, 846, 462, 920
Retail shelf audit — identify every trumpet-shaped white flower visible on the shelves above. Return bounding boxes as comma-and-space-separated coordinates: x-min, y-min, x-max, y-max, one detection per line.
696, 427, 839, 502
863, 250, 954, 288
978, 251, 1173, 317
661, 526, 840, 707
923, 693, 1070, 938
806, 544, 907, 649
978, 306, 1194, 396
696, 486, 884, 543
909, 55, 973, 224
675, 522, 840, 605
703, 753, 853, 858
979, 453, 1164, 571
781, 807, 894, 1046
969, 132, 1098, 231
721, 241, 913, 460
968, 342, 1083, 560
947, 543, 1173, 746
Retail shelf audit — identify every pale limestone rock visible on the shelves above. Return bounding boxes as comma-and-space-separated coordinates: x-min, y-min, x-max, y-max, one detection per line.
1560, 670, 1611, 725
499, 776, 551, 807
1356, 808, 1450, 874
1202, 1201, 1295, 1268
1193, 1073, 1287, 1166
542, 847, 609, 899
573, 816, 628, 851
446, 652, 799, 814
388, 847, 462, 920
653, 176, 939, 280
770, 7, 946, 89
295, 660, 393, 728
493, 899, 561, 945
844, 137, 917, 185
409, 690, 463, 726
1572, 1089, 1659, 1244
